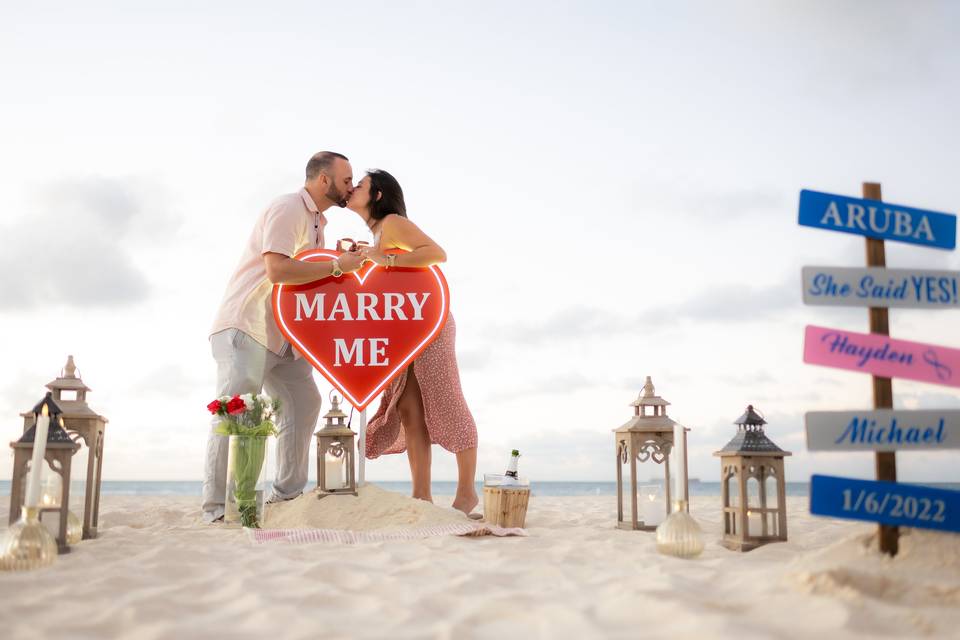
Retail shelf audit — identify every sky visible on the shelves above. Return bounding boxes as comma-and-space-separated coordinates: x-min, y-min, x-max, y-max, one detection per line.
1, 1, 959, 486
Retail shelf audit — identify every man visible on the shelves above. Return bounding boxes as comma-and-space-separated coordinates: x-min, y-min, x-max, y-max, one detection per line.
203, 151, 364, 522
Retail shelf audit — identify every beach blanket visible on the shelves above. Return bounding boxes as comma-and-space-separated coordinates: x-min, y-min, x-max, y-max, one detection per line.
247, 522, 526, 544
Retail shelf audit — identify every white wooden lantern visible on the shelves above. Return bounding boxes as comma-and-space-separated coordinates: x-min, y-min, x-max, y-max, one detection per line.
614, 377, 689, 531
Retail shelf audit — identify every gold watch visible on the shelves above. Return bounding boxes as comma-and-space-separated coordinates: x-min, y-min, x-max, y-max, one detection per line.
331, 258, 343, 277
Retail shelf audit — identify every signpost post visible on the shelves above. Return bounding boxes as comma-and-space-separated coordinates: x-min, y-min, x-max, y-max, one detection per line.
863, 183, 899, 555
799, 183, 959, 556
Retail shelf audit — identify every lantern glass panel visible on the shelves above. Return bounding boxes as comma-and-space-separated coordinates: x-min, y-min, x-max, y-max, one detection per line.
747, 476, 761, 508
68, 449, 88, 517
323, 441, 348, 489
765, 476, 778, 509
726, 470, 738, 507
767, 512, 778, 536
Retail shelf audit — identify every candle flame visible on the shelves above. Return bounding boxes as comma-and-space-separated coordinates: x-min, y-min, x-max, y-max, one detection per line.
41, 404, 49, 417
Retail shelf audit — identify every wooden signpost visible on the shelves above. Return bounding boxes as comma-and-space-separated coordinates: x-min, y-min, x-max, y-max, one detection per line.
810, 475, 959, 533
803, 326, 959, 388
802, 266, 959, 309
798, 188, 956, 250
800, 183, 959, 555
805, 410, 960, 452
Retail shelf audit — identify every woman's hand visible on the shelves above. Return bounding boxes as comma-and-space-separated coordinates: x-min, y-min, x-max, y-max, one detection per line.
338, 251, 365, 273
357, 246, 391, 266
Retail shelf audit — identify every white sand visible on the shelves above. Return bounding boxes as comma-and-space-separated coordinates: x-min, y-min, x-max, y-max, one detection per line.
1, 493, 958, 640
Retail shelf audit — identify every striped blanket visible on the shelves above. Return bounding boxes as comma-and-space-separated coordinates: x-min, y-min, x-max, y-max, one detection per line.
247, 522, 527, 544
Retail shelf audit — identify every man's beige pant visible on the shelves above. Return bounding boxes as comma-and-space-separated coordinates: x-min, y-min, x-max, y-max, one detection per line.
202, 329, 321, 522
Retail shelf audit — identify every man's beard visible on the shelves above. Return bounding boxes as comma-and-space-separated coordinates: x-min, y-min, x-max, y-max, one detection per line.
326, 183, 348, 207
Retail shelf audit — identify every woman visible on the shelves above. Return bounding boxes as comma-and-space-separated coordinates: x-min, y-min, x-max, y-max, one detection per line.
346, 169, 480, 517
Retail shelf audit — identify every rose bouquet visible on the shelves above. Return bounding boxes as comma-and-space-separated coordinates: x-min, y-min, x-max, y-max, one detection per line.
207, 394, 280, 527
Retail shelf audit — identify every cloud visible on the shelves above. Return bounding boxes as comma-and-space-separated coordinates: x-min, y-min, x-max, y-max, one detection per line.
0, 368, 49, 421
896, 390, 960, 411
637, 185, 789, 222
0, 176, 180, 310
485, 371, 603, 403
775, 3, 956, 96
651, 281, 798, 324
131, 363, 214, 399
456, 347, 493, 372
487, 281, 799, 346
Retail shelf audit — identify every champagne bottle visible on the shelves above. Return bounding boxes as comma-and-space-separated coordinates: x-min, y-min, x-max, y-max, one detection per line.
503, 449, 520, 485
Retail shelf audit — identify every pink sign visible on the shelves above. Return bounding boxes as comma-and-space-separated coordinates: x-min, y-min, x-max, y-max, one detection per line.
804, 325, 959, 388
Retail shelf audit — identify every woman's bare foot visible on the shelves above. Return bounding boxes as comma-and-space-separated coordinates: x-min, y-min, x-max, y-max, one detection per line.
451, 493, 479, 516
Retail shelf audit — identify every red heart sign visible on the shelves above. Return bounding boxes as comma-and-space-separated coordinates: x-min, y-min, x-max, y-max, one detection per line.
272, 249, 450, 410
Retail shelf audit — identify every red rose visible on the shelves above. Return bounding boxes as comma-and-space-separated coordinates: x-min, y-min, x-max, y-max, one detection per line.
226, 395, 246, 416
206, 399, 222, 414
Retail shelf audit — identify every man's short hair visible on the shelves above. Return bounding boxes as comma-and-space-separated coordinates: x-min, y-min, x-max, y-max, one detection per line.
305, 151, 349, 180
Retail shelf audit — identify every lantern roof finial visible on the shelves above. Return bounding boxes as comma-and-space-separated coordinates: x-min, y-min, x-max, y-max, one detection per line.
317, 393, 354, 436
629, 376, 671, 408
715, 404, 791, 457
64, 355, 77, 379
641, 376, 655, 398
324, 394, 348, 421
734, 404, 767, 427
617, 377, 677, 432
46, 355, 91, 394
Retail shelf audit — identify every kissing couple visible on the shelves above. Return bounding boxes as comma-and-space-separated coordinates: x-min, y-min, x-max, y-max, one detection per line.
202, 151, 480, 523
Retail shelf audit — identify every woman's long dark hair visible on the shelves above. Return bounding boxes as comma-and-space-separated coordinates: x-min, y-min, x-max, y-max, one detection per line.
366, 169, 407, 220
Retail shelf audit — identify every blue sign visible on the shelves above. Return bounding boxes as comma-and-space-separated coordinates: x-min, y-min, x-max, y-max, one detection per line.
799, 189, 956, 250
810, 474, 960, 533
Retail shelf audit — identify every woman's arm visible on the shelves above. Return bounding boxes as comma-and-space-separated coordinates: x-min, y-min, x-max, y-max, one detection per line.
364, 215, 447, 267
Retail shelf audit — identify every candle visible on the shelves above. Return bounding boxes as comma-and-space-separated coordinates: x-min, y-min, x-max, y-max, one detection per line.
25, 406, 51, 508
673, 422, 687, 504
641, 486, 663, 526
324, 452, 344, 489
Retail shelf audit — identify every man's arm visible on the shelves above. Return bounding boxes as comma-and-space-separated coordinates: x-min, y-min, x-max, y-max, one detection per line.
263, 251, 364, 285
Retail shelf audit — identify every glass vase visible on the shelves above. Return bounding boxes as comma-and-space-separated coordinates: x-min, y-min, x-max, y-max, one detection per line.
655, 500, 705, 558
225, 435, 271, 528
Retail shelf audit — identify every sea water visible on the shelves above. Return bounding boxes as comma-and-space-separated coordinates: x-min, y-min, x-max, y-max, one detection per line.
1, 480, 956, 498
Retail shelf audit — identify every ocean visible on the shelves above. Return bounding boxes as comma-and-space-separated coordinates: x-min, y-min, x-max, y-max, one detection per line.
2, 480, 957, 498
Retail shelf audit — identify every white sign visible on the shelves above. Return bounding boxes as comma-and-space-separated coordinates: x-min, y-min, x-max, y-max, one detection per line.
802, 267, 960, 309
805, 410, 960, 452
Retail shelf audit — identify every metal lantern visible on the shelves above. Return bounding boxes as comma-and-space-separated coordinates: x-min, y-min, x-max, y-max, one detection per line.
714, 405, 791, 551
315, 394, 357, 498
20, 356, 107, 540
9, 394, 81, 553
614, 377, 689, 531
